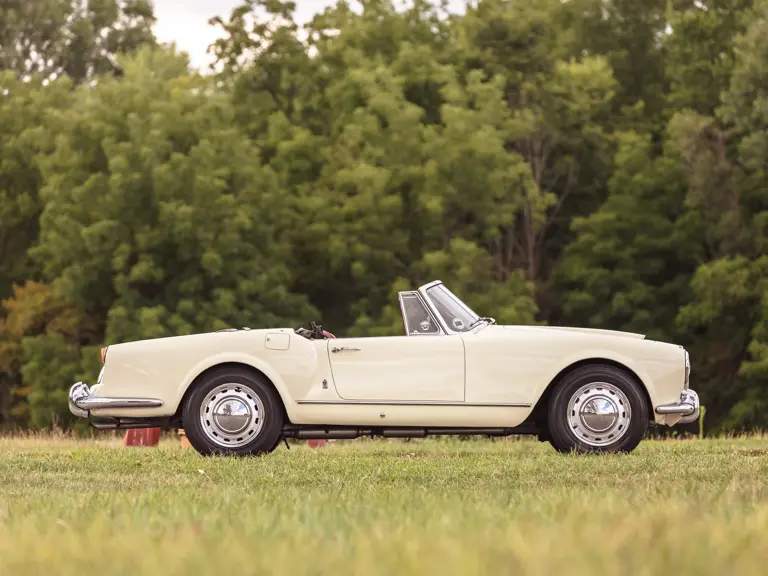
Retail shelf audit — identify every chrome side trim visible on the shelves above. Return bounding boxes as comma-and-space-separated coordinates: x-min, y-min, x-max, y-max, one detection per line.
69, 382, 163, 418
79, 397, 164, 410
297, 400, 532, 407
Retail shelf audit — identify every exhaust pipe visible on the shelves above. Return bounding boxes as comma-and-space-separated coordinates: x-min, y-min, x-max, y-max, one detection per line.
290, 428, 370, 440
382, 428, 426, 438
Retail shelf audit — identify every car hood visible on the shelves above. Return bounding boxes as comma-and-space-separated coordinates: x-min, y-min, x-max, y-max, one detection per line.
496, 325, 645, 340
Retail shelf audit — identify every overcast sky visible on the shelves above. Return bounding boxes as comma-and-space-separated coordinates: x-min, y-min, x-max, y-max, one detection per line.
152, 1, 466, 69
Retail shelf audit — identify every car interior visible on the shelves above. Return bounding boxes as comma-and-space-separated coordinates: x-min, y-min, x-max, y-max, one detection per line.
295, 322, 336, 340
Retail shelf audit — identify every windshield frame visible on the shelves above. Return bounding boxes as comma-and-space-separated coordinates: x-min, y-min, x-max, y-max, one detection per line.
418, 281, 486, 335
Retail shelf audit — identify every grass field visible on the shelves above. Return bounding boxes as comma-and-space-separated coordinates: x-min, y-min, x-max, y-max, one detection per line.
1, 435, 767, 576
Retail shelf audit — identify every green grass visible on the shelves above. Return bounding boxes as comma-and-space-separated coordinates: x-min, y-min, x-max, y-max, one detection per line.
1, 435, 768, 575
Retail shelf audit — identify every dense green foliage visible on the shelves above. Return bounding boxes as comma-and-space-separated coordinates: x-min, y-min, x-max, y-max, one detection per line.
0, 0, 767, 432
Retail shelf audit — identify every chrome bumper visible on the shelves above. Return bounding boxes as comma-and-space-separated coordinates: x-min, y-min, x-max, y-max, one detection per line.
655, 389, 700, 425
68, 382, 164, 419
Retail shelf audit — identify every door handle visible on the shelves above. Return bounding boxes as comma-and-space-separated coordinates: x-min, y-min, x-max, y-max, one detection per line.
331, 346, 361, 353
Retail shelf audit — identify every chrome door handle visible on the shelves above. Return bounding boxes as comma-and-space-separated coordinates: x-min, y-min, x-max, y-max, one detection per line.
331, 346, 361, 353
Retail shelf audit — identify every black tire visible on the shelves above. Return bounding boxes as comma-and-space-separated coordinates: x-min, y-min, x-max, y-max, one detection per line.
547, 364, 648, 454
182, 366, 283, 456
266, 435, 284, 452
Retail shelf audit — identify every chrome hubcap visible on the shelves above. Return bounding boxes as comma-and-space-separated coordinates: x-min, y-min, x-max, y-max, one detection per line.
200, 384, 264, 448
212, 398, 250, 434
581, 397, 618, 432
567, 382, 631, 447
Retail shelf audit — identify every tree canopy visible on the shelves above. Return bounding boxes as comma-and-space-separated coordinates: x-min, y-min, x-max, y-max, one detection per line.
0, 0, 766, 432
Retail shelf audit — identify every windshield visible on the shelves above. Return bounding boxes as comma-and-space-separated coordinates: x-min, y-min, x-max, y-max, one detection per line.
425, 284, 480, 332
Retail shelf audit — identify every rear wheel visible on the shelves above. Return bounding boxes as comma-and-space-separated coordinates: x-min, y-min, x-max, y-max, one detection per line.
547, 364, 648, 454
182, 367, 283, 456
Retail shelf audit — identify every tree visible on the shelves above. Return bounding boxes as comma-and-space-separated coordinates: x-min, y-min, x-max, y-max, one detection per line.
0, 0, 156, 83
35, 47, 316, 347
0, 282, 95, 428
575, 0, 669, 128
555, 131, 699, 340
0, 73, 72, 300
675, 0, 768, 430
209, 0, 460, 327
0, 0, 157, 317
457, 0, 618, 296
2, 0, 768, 433
665, 0, 754, 116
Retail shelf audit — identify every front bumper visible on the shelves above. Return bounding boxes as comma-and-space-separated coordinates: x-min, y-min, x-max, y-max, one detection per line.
655, 389, 700, 425
68, 382, 164, 419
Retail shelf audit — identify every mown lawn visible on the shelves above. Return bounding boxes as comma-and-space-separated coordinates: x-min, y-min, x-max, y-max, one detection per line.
0, 435, 767, 575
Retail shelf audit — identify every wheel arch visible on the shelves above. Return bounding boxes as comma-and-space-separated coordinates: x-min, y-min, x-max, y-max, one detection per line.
530, 358, 654, 427
173, 361, 291, 423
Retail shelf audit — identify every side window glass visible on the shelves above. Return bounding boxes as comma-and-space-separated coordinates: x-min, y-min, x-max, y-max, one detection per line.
400, 293, 440, 336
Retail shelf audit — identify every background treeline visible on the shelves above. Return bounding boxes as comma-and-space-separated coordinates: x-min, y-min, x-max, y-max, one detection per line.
0, 0, 766, 432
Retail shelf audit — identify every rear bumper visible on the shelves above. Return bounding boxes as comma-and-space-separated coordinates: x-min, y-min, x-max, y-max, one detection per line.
655, 389, 700, 425
68, 382, 164, 419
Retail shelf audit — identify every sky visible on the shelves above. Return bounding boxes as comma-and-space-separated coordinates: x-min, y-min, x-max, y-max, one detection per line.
152, 0, 466, 69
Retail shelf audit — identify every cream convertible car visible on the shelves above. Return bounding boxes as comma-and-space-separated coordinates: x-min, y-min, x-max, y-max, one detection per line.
69, 281, 699, 455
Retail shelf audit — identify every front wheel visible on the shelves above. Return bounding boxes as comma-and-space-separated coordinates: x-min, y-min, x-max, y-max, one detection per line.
182, 367, 283, 456
547, 364, 648, 454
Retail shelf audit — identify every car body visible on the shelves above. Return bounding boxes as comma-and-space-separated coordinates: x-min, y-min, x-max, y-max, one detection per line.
69, 280, 699, 454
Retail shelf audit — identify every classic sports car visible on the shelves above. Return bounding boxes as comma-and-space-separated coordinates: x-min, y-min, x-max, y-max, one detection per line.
69, 280, 699, 455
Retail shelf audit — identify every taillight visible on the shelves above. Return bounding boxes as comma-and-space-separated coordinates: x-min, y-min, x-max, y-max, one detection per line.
101, 346, 109, 364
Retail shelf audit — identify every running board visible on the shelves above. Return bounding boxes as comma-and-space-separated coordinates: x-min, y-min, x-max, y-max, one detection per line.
86, 419, 539, 438
281, 425, 539, 440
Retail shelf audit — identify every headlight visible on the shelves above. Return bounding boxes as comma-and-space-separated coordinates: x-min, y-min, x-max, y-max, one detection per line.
684, 350, 690, 388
